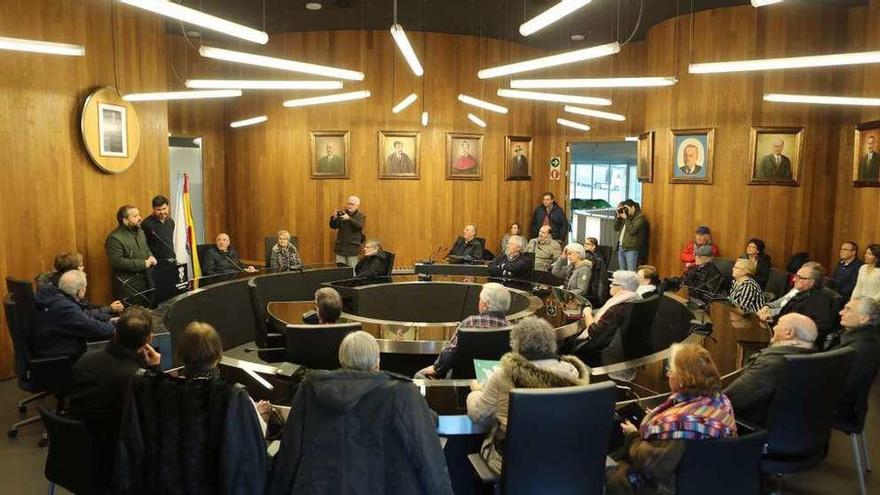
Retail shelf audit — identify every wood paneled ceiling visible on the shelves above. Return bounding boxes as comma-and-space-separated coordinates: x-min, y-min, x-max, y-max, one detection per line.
167, 0, 865, 50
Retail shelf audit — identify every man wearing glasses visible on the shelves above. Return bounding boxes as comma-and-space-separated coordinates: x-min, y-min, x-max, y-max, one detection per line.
757, 262, 837, 347
831, 241, 863, 301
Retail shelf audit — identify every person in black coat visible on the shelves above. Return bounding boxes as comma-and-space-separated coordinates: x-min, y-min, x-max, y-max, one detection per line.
202, 233, 256, 276
681, 245, 726, 304
448, 224, 483, 261
488, 235, 531, 280
329, 195, 367, 267
759, 262, 837, 345
355, 240, 390, 278
529, 192, 568, 241
269, 331, 454, 495
831, 297, 880, 426
740, 238, 772, 289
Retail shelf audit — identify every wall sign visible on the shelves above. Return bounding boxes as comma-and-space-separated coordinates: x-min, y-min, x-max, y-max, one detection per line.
549, 156, 561, 180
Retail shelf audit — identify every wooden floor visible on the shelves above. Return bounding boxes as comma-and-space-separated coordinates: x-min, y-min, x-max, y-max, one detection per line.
0, 377, 876, 494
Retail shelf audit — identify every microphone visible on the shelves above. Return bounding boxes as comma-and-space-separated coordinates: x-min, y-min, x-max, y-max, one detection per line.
221, 251, 249, 273
147, 229, 177, 262
115, 276, 157, 305
426, 246, 445, 265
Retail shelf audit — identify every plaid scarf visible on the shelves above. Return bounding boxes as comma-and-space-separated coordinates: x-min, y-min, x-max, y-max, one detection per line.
640, 391, 737, 441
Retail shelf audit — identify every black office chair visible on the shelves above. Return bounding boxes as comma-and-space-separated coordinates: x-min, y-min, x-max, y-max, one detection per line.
761, 348, 855, 490
5, 277, 41, 408
676, 430, 768, 495
195, 243, 211, 271
449, 327, 512, 379
711, 258, 734, 278
468, 382, 616, 495
382, 250, 396, 276
764, 268, 789, 301
833, 360, 879, 495
587, 252, 609, 308
264, 234, 298, 269
39, 407, 97, 495
281, 322, 361, 370
601, 295, 661, 365
248, 278, 286, 363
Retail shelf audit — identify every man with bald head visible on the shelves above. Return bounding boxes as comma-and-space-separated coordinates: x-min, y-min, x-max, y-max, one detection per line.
202, 233, 256, 276
724, 312, 817, 426
756, 137, 793, 179
448, 224, 483, 261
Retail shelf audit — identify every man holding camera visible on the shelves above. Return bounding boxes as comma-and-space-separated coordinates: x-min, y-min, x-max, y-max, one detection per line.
329, 195, 366, 267
613, 200, 647, 271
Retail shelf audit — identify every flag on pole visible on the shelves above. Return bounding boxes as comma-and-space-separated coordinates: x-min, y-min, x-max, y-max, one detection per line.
173, 173, 201, 280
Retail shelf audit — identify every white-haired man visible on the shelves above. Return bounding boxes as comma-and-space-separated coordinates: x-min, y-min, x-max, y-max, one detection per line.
830, 297, 880, 425
329, 195, 366, 267
417, 283, 511, 378
488, 235, 531, 280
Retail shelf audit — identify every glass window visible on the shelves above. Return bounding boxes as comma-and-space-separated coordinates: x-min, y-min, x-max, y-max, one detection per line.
569, 162, 641, 206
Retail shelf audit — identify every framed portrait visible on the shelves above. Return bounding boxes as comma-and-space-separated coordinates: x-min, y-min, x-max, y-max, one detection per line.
378, 130, 419, 179
446, 133, 483, 180
505, 135, 533, 180
747, 126, 803, 186
98, 102, 128, 158
310, 131, 349, 179
637, 131, 654, 182
670, 128, 714, 184
852, 120, 880, 186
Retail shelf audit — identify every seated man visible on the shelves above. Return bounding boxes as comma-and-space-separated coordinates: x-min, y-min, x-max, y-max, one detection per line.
488, 235, 531, 280
202, 233, 256, 276
525, 225, 562, 272
303, 287, 343, 325
680, 225, 719, 269
448, 224, 483, 261
355, 239, 390, 278
269, 331, 453, 495
757, 261, 836, 343
831, 241, 862, 301
68, 306, 161, 488
31, 270, 115, 359
830, 297, 880, 426
723, 313, 817, 427
416, 283, 510, 378
681, 245, 725, 303
35, 251, 124, 320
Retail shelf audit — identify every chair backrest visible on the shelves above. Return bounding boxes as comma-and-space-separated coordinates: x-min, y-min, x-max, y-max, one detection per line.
450, 327, 512, 379
6, 276, 37, 337
4, 297, 31, 379
711, 258, 734, 278
765, 347, 855, 458
383, 250, 396, 275
765, 268, 788, 300
264, 235, 299, 268
196, 243, 211, 269
282, 322, 362, 370
614, 295, 661, 361
247, 278, 270, 348
676, 430, 768, 495
39, 407, 96, 494
501, 382, 616, 495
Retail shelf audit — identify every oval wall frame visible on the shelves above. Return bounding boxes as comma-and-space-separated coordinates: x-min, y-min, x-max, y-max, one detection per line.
81, 87, 141, 174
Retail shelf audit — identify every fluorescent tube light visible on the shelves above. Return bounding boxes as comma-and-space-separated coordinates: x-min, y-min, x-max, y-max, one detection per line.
625, 136, 639, 142
689, 50, 880, 74
199, 45, 365, 81
511, 76, 677, 89
282, 90, 371, 108
764, 93, 880, 106
0, 36, 84, 56
390, 24, 424, 77
392, 93, 418, 113
497, 89, 611, 106
421, 111, 429, 127
467, 113, 487, 128
751, 0, 784, 6
120, 0, 268, 45
564, 105, 625, 121
458, 94, 509, 114
186, 79, 342, 90
230, 115, 268, 128
520, 0, 592, 37
557, 118, 590, 131
478, 42, 620, 79
123, 89, 242, 101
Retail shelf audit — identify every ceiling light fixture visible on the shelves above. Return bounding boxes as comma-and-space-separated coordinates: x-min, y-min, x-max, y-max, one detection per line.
478, 42, 619, 79
497, 89, 611, 106
421, 111, 429, 127
282, 90, 371, 108
751, 0, 784, 6
557, 118, 590, 131
564, 105, 625, 121
123, 89, 242, 101
763, 93, 880, 106
230, 115, 268, 128
511, 76, 677, 89
186, 79, 343, 90
467, 113, 487, 128
392, 93, 418, 113
689, 50, 880, 74
120, 0, 268, 45
0, 36, 84, 56
305, 2, 323, 10
390, 24, 424, 77
520, 0, 592, 37
457, 94, 509, 114
570, 34, 585, 41
199, 45, 365, 81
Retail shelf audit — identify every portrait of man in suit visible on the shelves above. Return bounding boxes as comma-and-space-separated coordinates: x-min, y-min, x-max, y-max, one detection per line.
386, 141, 414, 174
379, 131, 419, 179
749, 127, 801, 185
447, 134, 482, 179
318, 143, 344, 174
505, 136, 532, 180
671, 130, 714, 183
858, 134, 879, 181
311, 132, 349, 178
756, 138, 792, 179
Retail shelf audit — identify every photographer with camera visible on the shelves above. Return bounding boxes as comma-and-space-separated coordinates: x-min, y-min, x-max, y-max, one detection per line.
613, 199, 647, 271
329, 195, 366, 267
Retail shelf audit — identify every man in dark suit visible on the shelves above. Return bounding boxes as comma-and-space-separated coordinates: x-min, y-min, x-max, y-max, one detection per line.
830, 297, 880, 425
488, 235, 531, 279
678, 144, 702, 175
724, 313, 817, 426
318, 142, 344, 174
448, 224, 483, 260
758, 262, 837, 343
385, 140, 414, 174
858, 135, 879, 181
509, 144, 529, 178
756, 138, 793, 179
202, 233, 257, 276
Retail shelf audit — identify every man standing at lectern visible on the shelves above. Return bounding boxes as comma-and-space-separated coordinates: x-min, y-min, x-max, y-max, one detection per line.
141, 195, 176, 264
330, 195, 366, 267
106, 205, 156, 307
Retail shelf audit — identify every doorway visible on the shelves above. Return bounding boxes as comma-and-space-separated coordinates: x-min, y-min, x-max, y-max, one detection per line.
168, 136, 206, 244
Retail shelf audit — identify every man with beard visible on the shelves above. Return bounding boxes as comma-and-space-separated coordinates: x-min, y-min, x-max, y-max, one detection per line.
105, 205, 156, 306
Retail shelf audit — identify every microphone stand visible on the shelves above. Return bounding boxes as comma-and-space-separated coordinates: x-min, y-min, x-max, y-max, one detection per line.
148, 229, 177, 263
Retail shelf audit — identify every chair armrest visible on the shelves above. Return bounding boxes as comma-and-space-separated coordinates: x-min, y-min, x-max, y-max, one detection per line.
266, 332, 285, 347
467, 453, 499, 484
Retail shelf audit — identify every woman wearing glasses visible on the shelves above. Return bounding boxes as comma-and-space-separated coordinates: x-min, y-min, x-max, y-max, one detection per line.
728, 258, 766, 314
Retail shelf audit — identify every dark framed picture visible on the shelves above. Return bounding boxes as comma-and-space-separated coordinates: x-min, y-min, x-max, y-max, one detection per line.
748, 126, 803, 186
446, 133, 483, 180
637, 131, 654, 182
98, 102, 128, 158
670, 128, 715, 184
310, 131, 349, 179
505, 135, 533, 180
853, 120, 880, 186
378, 130, 419, 179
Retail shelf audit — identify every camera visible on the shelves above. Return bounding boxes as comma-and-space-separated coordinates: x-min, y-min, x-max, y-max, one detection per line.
617, 206, 627, 216
335, 210, 346, 217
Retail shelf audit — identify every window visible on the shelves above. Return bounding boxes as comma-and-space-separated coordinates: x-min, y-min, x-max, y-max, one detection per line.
569, 162, 642, 206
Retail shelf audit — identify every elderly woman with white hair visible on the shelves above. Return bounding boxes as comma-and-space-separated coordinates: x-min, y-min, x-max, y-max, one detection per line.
269, 331, 454, 495
488, 235, 532, 280
269, 230, 302, 271
467, 317, 589, 473
728, 258, 766, 314
550, 242, 593, 297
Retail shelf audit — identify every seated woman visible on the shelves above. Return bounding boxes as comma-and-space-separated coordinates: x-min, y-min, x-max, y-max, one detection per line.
466, 317, 589, 474
269, 230, 302, 271
740, 238, 771, 289
729, 258, 766, 314
500, 222, 521, 255
354, 239, 390, 278
269, 331, 453, 495
852, 244, 880, 301
550, 243, 593, 297
608, 343, 737, 494
636, 265, 659, 298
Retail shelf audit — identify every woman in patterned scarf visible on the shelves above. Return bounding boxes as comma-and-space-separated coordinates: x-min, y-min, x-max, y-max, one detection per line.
270, 230, 302, 271
608, 343, 737, 494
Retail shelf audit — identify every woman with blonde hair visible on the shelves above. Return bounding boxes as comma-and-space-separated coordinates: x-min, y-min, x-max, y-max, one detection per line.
270, 230, 302, 271
729, 258, 766, 314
